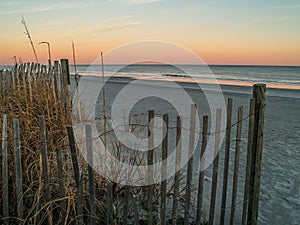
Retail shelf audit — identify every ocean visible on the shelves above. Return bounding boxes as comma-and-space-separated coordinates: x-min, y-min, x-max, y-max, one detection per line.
70, 64, 300, 86
72, 64, 300, 98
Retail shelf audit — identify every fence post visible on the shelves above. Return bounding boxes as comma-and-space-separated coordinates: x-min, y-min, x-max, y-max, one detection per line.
147, 110, 155, 225
56, 148, 66, 224
106, 182, 113, 225
0, 70, 3, 99
37, 63, 41, 78
220, 98, 233, 224
2, 70, 7, 112
53, 61, 59, 102
242, 99, 255, 225
2, 114, 9, 225
66, 126, 83, 223
247, 84, 266, 225
160, 114, 169, 225
184, 104, 197, 225
172, 116, 182, 225
39, 116, 51, 201
28, 69, 33, 106
60, 59, 71, 112
77, 174, 84, 224
30, 62, 35, 74
11, 69, 16, 90
86, 124, 96, 224
196, 115, 208, 225
21, 63, 26, 75
132, 194, 140, 225
22, 66, 28, 112
230, 106, 243, 225
14, 118, 24, 220
26, 62, 30, 77
39, 115, 52, 224
67, 126, 80, 188
208, 108, 222, 225
122, 185, 131, 225
41, 65, 47, 82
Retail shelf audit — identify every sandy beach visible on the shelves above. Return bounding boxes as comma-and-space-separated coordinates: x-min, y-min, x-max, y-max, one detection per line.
82, 75, 300, 224
130, 75, 300, 90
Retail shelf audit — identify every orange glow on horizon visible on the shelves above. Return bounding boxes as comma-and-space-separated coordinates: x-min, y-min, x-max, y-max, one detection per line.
1, 1, 300, 66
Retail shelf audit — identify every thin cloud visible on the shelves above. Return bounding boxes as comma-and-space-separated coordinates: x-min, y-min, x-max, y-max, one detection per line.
61, 21, 141, 38
123, 0, 160, 5
251, 17, 289, 24
100, 22, 141, 32
273, 4, 300, 9
251, 16, 292, 24
0, 2, 95, 15
104, 15, 136, 23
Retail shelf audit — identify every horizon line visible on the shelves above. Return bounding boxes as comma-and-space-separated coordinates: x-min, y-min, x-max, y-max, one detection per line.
1, 63, 300, 67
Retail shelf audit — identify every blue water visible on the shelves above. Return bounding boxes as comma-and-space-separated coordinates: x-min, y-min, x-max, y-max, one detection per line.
67, 64, 300, 86
70, 64, 300, 101
1, 64, 299, 86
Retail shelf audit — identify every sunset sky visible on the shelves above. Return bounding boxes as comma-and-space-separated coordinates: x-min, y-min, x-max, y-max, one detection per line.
0, 0, 300, 65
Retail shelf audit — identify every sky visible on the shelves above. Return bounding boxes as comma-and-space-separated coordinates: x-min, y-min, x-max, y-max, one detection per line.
0, 0, 300, 65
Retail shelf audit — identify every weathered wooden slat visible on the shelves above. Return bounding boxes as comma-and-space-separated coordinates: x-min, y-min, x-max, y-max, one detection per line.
21, 63, 26, 75
66, 126, 80, 188
17, 63, 22, 75
106, 182, 113, 225
230, 106, 243, 225
60, 59, 71, 111
52, 61, 59, 102
208, 108, 222, 225
56, 148, 66, 224
242, 99, 255, 225
122, 185, 131, 225
147, 110, 155, 225
40, 115, 51, 201
14, 118, 24, 220
39, 115, 52, 224
172, 116, 182, 225
30, 62, 34, 74
28, 70, 33, 105
86, 124, 96, 224
132, 193, 139, 225
41, 65, 47, 82
48, 59, 53, 78
22, 67, 28, 111
0, 70, 3, 99
184, 104, 197, 225
7, 70, 12, 90
77, 174, 84, 225
11, 69, 16, 90
220, 98, 233, 224
196, 115, 209, 225
17, 66, 21, 94
26, 62, 30, 76
2, 114, 9, 225
37, 63, 41, 77
160, 114, 169, 225
247, 84, 266, 225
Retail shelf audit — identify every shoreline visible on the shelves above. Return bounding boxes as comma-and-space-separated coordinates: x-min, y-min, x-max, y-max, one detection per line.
73, 73, 300, 91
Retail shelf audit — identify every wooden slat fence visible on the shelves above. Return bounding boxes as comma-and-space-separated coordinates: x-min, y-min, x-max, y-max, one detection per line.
0, 61, 266, 225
